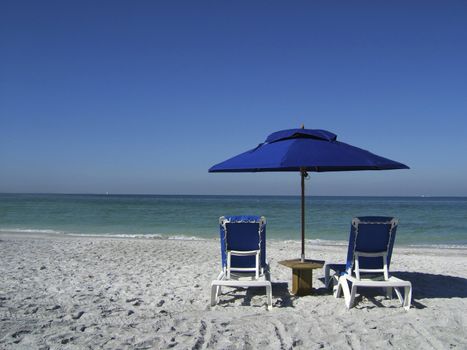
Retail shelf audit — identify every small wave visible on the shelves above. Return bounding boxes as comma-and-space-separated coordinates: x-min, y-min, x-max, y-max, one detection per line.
408, 243, 467, 249
67, 232, 206, 241
272, 238, 348, 247
306, 238, 348, 246
0, 228, 207, 241
67, 233, 165, 239
0, 228, 65, 235
167, 235, 206, 241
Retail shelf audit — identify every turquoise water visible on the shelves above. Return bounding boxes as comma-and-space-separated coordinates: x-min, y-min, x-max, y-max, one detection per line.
0, 194, 466, 247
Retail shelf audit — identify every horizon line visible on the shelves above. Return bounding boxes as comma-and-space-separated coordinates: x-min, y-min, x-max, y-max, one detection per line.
1, 192, 466, 198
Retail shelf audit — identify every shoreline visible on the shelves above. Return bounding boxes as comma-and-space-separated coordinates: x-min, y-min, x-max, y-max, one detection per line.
1, 229, 466, 250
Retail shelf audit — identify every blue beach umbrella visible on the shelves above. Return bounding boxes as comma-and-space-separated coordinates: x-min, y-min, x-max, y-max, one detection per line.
209, 127, 409, 261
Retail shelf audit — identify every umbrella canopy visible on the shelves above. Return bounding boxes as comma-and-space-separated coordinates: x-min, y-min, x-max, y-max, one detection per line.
209, 127, 409, 261
209, 128, 408, 173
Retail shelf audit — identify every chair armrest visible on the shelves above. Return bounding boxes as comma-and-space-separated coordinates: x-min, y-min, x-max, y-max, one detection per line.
355, 251, 386, 258
227, 250, 261, 279
354, 251, 389, 280
229, 250, 260, 256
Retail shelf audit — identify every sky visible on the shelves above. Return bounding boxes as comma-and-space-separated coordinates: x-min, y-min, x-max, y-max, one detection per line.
1, 1, 466, 196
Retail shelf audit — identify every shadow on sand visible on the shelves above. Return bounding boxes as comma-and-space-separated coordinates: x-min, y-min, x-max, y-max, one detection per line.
393, 271, 467, 299
216, 272, 467, 309
217, 282, 337, 308
320, 271, 467, 309
216, 282, 296, 308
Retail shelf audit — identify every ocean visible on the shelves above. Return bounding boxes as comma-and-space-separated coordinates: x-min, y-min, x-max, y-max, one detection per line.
0, 194, 466, 247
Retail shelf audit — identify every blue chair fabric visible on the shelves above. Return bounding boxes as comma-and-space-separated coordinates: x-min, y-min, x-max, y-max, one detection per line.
345, 216, 398, 273
219, 215, 266, 269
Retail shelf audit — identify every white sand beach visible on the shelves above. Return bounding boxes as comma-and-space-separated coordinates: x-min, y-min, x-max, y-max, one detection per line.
0, 233, 466, 349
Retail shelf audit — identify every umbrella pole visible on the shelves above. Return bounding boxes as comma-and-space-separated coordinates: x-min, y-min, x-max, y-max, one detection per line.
301, 168, 305, 262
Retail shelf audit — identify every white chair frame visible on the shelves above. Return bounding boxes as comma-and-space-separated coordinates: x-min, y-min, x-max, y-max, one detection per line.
210, 217, 272, 309
334, 250, 412, 310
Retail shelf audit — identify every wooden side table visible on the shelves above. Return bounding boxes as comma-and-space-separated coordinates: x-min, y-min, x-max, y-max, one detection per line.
278, 259, 325, 296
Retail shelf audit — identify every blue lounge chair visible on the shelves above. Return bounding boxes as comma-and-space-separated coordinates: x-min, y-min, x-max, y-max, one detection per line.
210, 216, 272, 309
324, 217, 412, 310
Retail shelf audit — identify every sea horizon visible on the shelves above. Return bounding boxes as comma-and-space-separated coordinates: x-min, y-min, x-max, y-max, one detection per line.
2, 192, 467, 198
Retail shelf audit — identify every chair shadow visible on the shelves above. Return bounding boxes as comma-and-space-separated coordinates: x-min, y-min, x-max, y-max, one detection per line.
319, 271, 467, 309
270, 282, 295, 307
393, 271, 467, 299
216, 282, 296, 308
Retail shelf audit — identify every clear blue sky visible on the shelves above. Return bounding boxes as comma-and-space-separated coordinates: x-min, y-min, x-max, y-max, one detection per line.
1, 1, 466, 196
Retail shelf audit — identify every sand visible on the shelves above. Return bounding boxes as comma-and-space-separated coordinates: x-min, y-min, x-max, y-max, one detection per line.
0, 233, 466, 349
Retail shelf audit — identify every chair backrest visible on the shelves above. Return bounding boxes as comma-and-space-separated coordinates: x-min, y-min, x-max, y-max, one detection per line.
345, 216, 398, 274
219, 215, 266, 269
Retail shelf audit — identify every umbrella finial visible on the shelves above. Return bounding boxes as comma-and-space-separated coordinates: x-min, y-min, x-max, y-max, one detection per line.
300, 124, 305, 129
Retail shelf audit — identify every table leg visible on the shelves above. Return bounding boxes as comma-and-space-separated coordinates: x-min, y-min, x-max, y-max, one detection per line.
292, 268, 314, 295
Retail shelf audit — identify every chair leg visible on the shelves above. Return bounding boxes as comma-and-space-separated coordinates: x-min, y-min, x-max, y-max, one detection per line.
335, 276, 343, 298
337, 276, 356, 309
324, 265, 331, 288
393, 285, 411, 310
386, 287, 393, 299
266, 283, 272, 310
211, 284, 222, 307
211, 284, 217, 306
394, 287, 403, 305
348, 284, 357, 309
332, 275, 340, 297
403, 285, 412, 310
337, 276, 355, 310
